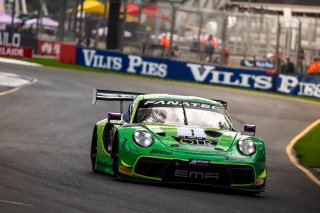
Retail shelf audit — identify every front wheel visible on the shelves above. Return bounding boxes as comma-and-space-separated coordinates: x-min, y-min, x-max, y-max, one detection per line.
113, 152, 121, 179
112, 135, 121, 179
90, 127, 98, 172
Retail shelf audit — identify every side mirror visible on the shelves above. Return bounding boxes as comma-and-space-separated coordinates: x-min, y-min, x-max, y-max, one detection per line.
108, 112, 122, 121
243, 124, 256, 136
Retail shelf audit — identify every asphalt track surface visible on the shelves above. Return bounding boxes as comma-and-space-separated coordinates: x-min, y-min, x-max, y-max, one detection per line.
0, 62, 319, 213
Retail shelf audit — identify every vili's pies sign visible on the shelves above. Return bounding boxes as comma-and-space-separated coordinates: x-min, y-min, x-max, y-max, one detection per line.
76, 47, 320, 99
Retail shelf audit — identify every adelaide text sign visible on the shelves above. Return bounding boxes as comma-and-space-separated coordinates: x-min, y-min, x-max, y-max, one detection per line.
0, 46, 32, 58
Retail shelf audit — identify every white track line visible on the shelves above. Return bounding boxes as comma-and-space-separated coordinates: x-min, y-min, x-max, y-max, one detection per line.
0, 199, 33, 206
286, 119, 320, 186
0, 72, 33, 87
0, 57, 41, 67
0, 77, 37, 96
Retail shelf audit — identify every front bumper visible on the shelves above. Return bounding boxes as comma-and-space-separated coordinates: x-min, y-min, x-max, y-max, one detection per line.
119, 156, 266, 192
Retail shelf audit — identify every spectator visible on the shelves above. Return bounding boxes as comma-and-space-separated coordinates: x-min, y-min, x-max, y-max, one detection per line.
307, 57, 320, 75
171, 46, 179, 58
190, 37, 198, 52
281, 57, 295, 74
203, 35, 217, 62
160, 35, 170, 49
85, 38, 91, 48
222, 46, 230, 65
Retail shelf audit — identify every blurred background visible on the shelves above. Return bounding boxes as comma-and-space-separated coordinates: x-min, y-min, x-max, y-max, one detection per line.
0, 3, 319, 210
1, 0, 320, 74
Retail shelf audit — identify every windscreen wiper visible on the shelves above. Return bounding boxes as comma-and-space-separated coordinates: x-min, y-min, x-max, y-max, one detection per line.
181, 102, 188, 125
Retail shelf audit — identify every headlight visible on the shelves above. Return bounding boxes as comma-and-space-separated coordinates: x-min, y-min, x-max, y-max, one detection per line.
133, 130, 153, 147
237, 138, 256, 156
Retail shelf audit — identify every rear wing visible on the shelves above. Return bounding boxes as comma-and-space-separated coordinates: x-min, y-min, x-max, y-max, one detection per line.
92, 89, 144, 113
92, 89, 227, 112
211, 99, 228, 109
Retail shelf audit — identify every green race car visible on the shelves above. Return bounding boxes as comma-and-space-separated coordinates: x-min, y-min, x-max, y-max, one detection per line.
90, 89, 266, 193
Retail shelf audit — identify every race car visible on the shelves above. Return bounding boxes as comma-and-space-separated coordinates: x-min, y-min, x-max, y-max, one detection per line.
90, 89, 266, 193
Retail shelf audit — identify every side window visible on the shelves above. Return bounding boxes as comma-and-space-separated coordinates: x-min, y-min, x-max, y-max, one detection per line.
130, 97, 140, 121
122, 104, 132, 123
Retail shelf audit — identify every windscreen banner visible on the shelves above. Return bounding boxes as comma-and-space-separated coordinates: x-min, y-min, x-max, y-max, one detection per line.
75, 47, 320, 99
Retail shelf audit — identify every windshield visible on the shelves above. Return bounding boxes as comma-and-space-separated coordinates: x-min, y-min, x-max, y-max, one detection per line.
133, 100, 234, 130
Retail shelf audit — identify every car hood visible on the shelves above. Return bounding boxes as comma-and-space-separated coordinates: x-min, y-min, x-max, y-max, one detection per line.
143, 124, 238, 153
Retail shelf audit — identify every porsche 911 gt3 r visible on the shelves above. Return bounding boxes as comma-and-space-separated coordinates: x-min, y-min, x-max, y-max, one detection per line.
90, 89, 266, 193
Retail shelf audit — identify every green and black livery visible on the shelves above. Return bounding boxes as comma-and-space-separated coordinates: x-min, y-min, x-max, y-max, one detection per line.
90, 89, 267, 193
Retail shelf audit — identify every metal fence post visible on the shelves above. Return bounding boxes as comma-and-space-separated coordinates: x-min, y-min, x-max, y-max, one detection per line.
296, 18, 302, 74
197, 12, 203, 52
220, 10, 228, 65
107, 0, 121, 50
169, 3, 176, 58
138, 0, 143, 24
57, 0, 67, 41
72, 0, 79, 41
78, 0, 84, 45
312, 15, 318, 58
36, 0, 43, 40
10, 0, 16, 37
275, 15, 281, 73
119, 0, 128, 51
103, 0, 108, 49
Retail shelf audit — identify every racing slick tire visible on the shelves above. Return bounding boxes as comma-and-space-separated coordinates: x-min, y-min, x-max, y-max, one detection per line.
90, 127, 98, 172
113, 152, 120, 179
112, 133, 121, 180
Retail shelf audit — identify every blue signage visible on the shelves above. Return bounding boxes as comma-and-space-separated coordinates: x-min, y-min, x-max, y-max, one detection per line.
241, 59, 274, 69
76, 48, 275, 91
276, 74, 320, 98
75, 48, 320, 99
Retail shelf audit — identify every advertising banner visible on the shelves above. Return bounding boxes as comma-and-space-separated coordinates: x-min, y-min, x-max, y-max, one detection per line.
76, 48, 275, 92
75, 47, 320, 98
240, 59, 274, 69
57, 42, 77, 64
0, 45, 32, 58
37, 39, 61, 56
276, 74, 320, 98
0, 31, 21, 47
0, 31, 37, 50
